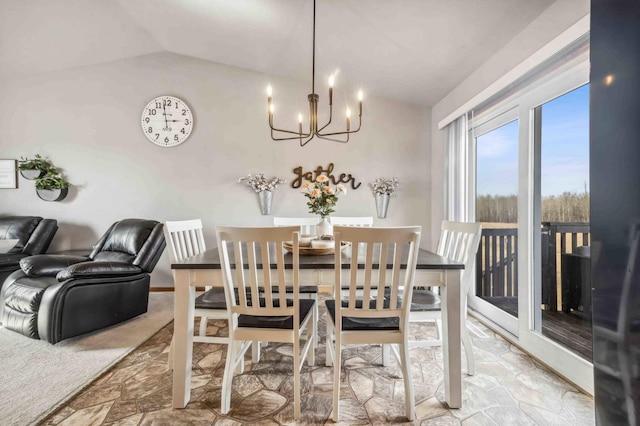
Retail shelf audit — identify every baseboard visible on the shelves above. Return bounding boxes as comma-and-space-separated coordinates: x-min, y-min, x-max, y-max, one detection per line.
150, 287, 207, 292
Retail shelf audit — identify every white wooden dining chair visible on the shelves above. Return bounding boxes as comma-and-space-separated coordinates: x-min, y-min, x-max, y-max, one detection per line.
405, 220, 482, 375
273, 216, 318, 235
325, 225, 421, 422
165, 220, 242, 369
216, 226, 316, 420
329, 216, 374, 227
273, 216, 320, 345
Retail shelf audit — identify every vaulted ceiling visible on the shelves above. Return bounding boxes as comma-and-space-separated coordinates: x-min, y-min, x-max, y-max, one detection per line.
0, 0, 556, 106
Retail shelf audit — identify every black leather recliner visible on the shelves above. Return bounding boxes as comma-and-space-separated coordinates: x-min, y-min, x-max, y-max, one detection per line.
0, 218, 166, 343
0, 216, 58, 288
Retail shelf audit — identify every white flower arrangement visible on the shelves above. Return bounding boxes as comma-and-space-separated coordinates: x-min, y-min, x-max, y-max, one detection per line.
370, 177, 399, 195
237, 173, 287, 192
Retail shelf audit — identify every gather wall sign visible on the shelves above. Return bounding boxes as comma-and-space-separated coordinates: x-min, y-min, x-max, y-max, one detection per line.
290, 163, 362, 190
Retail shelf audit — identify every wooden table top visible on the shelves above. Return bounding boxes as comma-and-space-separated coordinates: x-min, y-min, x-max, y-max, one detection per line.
171, 246, 463, 271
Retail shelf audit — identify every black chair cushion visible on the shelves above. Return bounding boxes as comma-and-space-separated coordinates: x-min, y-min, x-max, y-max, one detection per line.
195, 288, 255, 310
97, 219, 156, 257
325, 299, 399, 331
195, 288, 227, 309
3, 276, 58, 314
56, 261, 143, 281
20, 255, 89, 278
267, 285, 318, 294
0, 253, 27, 269
238, 298, 315, 330
383, 288, 442, 312
408, 289, 441, 312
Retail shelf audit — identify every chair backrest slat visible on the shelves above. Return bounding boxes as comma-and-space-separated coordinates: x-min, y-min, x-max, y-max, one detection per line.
334, 226, 421, 326
273, 217, 318, 235
389, 242, 403, 310
165, 219, 207, 262
438, 221, 482, 293
217, 226, 298, 319
234, 240, 248, 308
330, 217, 374, 227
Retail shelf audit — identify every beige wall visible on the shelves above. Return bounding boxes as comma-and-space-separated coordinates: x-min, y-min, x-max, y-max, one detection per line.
0, 52, 430, 286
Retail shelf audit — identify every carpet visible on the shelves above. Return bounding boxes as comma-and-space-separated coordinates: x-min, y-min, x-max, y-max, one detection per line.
0, 292, 174, 426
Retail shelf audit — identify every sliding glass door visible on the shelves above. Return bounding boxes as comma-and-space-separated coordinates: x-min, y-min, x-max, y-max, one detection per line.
466, 64, 593, 393
471, 111, 520, 336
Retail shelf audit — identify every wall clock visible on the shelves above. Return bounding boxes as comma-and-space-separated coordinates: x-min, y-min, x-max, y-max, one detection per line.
141, 95, 194, 147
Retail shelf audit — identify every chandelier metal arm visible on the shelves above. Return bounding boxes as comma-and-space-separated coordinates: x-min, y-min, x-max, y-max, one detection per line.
317, 116, 362, 137
316, 133, 349, 143
316, 104, 333, 133
269, 116, 312, 137
265, 0, 364, 146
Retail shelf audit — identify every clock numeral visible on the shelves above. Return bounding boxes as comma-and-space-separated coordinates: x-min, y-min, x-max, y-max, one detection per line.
142, 96, 192, 147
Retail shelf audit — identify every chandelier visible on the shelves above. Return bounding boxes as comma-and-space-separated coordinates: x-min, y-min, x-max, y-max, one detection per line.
267, 0, 363, 147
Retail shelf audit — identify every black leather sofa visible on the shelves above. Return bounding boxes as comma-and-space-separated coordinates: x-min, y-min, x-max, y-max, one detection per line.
0, 218, 166, 343
0, 216, 58, 288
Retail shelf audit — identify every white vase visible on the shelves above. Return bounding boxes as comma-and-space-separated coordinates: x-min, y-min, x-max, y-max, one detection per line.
316, 217, 333, 237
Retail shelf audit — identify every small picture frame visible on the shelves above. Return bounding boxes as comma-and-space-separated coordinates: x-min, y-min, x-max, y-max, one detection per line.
0, 159, 18, 189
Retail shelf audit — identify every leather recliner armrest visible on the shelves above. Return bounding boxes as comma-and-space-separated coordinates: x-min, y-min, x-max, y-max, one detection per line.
56, 261, 143, 282
20, 255, 89, 277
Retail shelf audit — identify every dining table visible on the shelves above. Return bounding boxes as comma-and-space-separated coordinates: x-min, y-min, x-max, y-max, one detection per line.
170, 246, 464, 410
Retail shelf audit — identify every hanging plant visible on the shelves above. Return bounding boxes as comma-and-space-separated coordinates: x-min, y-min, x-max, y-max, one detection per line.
18, 154, 54, 172
35, 171, 70, 190
19, 154, 71, 201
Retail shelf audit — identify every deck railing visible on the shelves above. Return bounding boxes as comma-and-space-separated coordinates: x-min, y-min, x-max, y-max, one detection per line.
476, 228, 518, 300
475, 222, 590, 311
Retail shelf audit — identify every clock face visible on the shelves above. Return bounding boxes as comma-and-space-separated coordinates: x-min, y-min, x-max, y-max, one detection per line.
141, 96, 193, 147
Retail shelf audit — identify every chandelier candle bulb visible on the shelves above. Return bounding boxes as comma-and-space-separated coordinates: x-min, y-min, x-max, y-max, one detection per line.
346, 107, 351, 131
358, 90, 363, 116
328, 74, 335, 105
267, 84, 273, 118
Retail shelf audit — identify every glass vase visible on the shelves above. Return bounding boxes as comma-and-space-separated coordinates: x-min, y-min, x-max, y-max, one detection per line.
316, 217, 333, 237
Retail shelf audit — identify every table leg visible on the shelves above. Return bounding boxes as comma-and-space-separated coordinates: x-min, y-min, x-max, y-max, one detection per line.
172, 269, 195, 408
441, 269, 462, 408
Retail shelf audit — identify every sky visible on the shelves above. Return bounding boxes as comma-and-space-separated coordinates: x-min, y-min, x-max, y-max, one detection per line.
476, 84, 590, 197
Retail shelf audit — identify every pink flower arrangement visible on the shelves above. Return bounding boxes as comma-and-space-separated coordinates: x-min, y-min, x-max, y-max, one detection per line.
302, 176, 347, 218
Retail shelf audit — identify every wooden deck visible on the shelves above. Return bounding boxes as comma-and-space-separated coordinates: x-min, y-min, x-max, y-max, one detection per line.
542, 311, 592, 361
483, 297, 593, 361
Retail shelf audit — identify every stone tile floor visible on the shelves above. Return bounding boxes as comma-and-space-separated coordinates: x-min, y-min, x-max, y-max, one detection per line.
41, 299, 595, 425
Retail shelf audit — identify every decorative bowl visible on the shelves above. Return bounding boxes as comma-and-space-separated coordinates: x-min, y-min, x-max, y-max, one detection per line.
311, 239, 334, 249
299, 234, 316, 247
